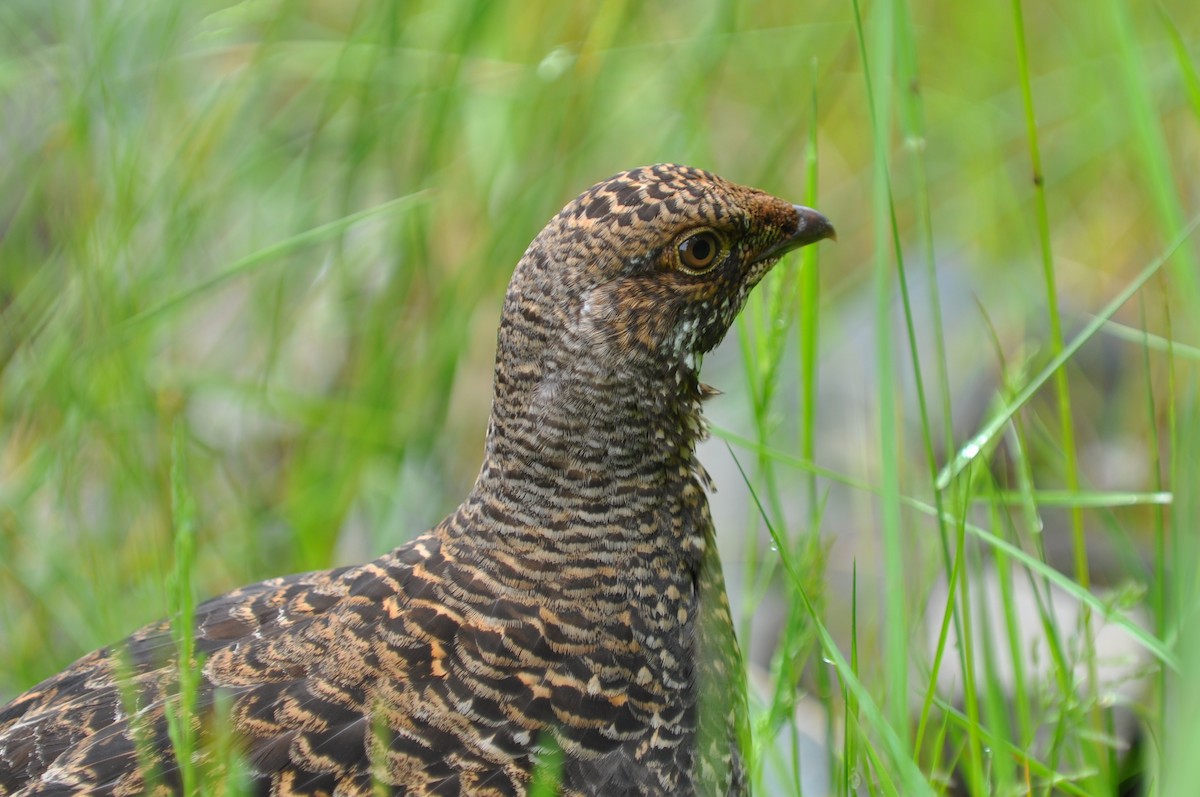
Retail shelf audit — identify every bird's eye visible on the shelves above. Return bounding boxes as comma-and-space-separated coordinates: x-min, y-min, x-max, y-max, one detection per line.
676, 231, 721, 273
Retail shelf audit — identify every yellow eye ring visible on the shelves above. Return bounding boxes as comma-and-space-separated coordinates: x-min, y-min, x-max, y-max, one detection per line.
676, 230, 722, 273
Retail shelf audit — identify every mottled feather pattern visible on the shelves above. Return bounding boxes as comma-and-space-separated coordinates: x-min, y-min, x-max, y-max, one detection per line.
0, 164, 834, 796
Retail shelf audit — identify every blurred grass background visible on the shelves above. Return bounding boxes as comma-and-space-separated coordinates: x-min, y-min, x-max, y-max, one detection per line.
1, 0, 1198, 794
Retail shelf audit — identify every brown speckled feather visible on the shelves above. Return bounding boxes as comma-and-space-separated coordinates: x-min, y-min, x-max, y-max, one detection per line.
0, 164, 834, 796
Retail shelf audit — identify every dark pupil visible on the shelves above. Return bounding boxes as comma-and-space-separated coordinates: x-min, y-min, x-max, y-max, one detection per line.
688, 236, 712, 263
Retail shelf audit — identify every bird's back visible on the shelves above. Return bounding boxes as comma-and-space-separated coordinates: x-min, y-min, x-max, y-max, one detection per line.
1, 504, 743, 796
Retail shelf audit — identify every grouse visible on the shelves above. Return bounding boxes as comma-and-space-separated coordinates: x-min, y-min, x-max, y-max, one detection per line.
0, 164, 834, 796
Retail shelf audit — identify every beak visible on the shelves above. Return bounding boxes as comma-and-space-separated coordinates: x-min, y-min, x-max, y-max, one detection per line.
792, 204, 837, 244
754, 204, 837, 263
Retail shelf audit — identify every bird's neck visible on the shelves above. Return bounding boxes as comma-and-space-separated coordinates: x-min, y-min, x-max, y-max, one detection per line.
461, 353, 712, 553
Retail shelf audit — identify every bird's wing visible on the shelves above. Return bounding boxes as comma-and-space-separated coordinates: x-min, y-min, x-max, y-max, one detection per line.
0, 563, 360, 795
1, 532, 568, 797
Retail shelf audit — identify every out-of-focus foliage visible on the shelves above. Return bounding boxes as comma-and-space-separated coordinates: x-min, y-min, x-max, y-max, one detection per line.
1, 1, 1198, 793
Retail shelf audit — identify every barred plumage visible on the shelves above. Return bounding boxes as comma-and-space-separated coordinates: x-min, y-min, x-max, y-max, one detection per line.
0, 164, 834, 796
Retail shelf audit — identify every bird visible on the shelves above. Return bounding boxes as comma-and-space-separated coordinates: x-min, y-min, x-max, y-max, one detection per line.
0, 163, 834, 796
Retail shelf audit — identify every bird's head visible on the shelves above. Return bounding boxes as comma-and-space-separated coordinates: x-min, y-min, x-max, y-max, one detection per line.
500, 164, 834, 382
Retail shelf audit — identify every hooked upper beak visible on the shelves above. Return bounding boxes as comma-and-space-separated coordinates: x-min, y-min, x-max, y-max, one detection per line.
755, 205, 837, 263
